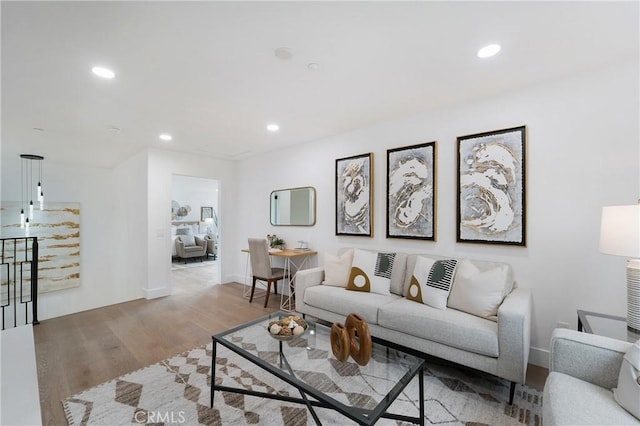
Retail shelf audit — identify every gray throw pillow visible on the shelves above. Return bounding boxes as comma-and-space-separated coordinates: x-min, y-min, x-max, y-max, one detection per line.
176, 227, 192, 236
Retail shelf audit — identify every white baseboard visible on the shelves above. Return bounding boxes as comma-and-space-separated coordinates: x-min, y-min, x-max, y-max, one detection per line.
528, 346, 549, 368
227, 273, 248, 285
144, 286, 171, 299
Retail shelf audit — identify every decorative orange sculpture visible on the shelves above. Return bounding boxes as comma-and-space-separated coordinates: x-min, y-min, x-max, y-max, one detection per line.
330, 313, 373, 366
330, 323, 350, 362
345, 313, 372, 365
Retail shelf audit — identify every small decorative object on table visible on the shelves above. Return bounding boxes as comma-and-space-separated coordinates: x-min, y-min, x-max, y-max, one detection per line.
270, 237, 286, 250
268, 315, 307, 340
330, 313, 372, 366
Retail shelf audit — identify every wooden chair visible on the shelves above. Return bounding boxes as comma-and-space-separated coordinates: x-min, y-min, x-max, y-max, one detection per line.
248, 238, 284, 308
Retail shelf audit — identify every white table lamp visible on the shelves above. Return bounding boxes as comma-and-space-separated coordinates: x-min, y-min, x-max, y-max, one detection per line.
600, 204, 640, 332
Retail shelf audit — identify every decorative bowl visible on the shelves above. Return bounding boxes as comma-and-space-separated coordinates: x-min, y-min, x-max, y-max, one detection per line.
267, 316, 308, 340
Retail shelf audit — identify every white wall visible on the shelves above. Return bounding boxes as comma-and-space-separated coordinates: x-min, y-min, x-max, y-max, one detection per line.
172, 175, 219, 227
1, 156, 144, 320
146, 149, 237, 298
0, 146, 236, 320
234, 59, 640, 367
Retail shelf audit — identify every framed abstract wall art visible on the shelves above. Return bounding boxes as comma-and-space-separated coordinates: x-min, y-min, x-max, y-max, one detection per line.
386, 141, 436, 240
0, 202, 81, 293
457, 126, 526, 246
335, 153, 373, 237
201, 206, 213, 221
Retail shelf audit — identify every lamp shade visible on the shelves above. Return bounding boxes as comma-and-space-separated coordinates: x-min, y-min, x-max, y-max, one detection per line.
600, 205, 640, 258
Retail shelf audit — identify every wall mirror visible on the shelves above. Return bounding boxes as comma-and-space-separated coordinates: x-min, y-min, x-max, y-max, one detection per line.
270, 187, 316, 226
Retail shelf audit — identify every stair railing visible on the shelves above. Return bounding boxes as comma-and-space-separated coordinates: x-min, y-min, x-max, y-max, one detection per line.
1, 237, 39, 329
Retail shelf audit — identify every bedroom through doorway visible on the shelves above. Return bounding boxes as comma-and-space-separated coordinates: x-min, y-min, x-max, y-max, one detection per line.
170, 175, 221, 294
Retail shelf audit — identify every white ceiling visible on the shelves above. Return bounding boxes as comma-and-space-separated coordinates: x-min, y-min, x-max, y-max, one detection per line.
2, 1, 638, 168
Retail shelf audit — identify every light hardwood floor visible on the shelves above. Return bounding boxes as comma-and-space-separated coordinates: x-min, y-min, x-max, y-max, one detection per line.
34, 268, 548, 425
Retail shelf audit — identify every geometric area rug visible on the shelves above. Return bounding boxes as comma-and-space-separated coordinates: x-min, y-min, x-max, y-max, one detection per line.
63, 342, 543, 425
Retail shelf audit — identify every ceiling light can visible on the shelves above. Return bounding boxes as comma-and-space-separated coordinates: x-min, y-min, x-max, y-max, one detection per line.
159, 133, 173, 141
91, 66, 115, 79
477, 44, 501, 58
266, 124, 280, 132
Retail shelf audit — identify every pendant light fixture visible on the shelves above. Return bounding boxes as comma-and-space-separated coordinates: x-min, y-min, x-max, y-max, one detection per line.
20, 154, 44, 230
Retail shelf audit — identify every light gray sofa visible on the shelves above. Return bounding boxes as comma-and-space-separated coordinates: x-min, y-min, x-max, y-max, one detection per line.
295, 251, 532, 404
543, 328, 639, 425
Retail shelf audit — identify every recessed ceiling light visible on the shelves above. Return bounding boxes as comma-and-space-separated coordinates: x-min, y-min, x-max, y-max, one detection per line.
307, 62, 319, 70
91, 66, 115, 79
266, 124, 280, 132
159, 133, 173, 141
477, 44, 501, 58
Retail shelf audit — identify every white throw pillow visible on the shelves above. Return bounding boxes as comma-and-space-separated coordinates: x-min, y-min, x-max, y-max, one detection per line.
448, 259, 511, 321
322, 249, 354, 287
614, 339, 640, 420
406, 256, 458, 310
346, 249, 395, 295
180, 235, 196, 247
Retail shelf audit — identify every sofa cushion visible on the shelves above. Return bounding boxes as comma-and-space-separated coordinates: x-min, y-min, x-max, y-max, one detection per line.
614, 339, 640, 420
323, 249, 354, 287
303, 285, 400, 325
544, 372, 640, 425
447, 259, 511, 321
338, 248, 407, 295
406, 256, 457, 310
378, 298, 499, 357
346, 249, 396, 295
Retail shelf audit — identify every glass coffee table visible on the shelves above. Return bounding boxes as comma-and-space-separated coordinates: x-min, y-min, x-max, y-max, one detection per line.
211, 312, 425, 425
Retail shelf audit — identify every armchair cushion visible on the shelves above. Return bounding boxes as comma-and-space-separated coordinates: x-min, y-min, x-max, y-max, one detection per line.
544, 372, 639, 425
180, 235, 196, 247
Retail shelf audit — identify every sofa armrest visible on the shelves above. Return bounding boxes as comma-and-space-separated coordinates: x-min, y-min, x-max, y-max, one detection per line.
295, 267, 325, 313
549, 328, 631, 389
496, 287, 532, 383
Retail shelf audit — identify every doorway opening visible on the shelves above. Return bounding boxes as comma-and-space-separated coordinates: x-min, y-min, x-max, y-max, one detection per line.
170, 175, 221, 294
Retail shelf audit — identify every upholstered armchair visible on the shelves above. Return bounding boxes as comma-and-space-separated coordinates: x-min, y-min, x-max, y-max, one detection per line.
543, 328, 639, 425
175, 235, 207, 263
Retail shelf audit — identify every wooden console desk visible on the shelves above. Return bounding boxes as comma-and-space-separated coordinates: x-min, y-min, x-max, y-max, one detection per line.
241, 249, 317, 311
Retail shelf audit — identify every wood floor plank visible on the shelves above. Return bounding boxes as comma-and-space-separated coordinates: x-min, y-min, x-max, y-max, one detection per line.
34, 277, 281, 425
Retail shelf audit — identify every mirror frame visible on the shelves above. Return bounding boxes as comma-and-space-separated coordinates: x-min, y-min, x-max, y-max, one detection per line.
270, 186, 317, 226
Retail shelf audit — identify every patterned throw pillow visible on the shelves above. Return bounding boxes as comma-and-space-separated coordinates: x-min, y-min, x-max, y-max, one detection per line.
406, 256, 458, 310
346, 249, 396, 295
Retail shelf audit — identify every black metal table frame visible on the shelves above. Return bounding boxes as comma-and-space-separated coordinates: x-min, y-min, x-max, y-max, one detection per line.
210, 314, 425, 426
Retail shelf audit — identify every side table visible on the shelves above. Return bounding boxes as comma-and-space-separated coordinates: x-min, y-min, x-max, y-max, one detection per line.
577, 309, 640, 343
